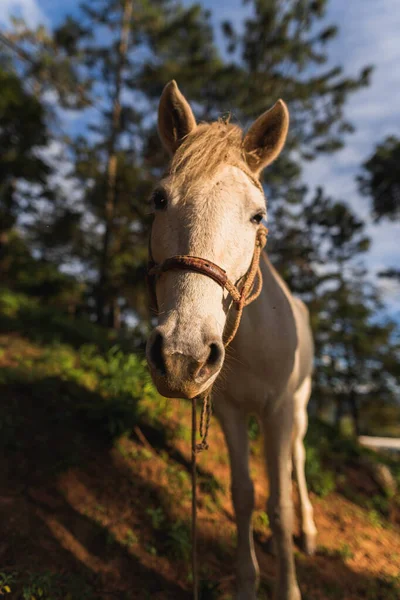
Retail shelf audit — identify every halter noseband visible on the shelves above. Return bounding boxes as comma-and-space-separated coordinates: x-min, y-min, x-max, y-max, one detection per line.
147, 224, 268, 347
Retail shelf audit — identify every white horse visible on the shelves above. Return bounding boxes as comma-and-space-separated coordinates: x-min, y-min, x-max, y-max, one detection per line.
146, 80, 317, 600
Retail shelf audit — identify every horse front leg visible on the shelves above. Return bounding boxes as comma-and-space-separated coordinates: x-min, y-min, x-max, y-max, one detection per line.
215, 397, 258, 600
263, 398, 301, 600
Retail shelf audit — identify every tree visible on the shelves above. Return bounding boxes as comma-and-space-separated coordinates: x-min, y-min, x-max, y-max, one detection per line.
357, 136, 400, 282
0, 67, 49, 243
214, 0, 373, 299
314, 271, 400, 435
358, 136, 400, 222
2, 0, 373, 331
3, 0, 221, 327
287, 188, 400, 435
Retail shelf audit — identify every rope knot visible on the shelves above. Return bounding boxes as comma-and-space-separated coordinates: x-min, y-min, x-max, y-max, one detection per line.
257, 225, 268, 249
195, 441, 209, 453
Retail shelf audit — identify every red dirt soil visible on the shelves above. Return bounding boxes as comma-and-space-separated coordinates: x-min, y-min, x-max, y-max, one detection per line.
1, 336, 399, 599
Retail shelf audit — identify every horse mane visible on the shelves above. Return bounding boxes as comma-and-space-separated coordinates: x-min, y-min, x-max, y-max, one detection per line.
169, 120, 248, 196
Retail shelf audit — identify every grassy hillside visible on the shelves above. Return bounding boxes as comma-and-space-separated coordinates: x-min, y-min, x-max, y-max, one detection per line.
0, 289, 399, 600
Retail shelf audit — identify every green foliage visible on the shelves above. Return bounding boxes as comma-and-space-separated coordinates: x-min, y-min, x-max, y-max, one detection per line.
2, 0, 374, 332
248, 415, 260, 440
358, 136, 400, 222
0, 570, 95, 600
165, 463, 191, 500
304, 445, 336, 497
317, 543, 354, 560
253, 510, 269, 537
0, 340, 154, 439
0, 571, 14, 595
305, 418, 400, 525
122, 528, 138, 548
199, 474, 224, 498
166, 520, 191, 561
0, 289, 157, 446
0, 67, 49, 202
146, 507, 165, 530
0, 287, 139, 350
0, 286, 35, 317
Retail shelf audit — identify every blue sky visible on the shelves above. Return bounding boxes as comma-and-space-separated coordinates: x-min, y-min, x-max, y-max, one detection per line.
1, 0, 400, 316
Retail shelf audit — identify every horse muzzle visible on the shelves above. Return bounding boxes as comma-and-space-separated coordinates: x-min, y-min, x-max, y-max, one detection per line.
146, 328, 225, 399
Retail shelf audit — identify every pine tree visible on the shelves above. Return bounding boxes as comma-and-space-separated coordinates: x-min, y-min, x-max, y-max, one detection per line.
0, 67, 49, 244
358, 136, 400, 222
216, 0, 372, 298
2, 0, 373, 331
314, 271, 400, 435
66, 0, 220, 327
357, 136, 400, 281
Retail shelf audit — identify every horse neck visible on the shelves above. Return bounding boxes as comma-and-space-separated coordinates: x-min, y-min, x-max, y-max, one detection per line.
230, 251, 298, 357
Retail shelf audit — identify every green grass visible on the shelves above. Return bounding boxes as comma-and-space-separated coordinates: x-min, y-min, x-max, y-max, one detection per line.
0, 331, 158, 447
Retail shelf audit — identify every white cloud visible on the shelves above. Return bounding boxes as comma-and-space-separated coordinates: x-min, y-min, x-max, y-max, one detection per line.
0, 0, 48, 28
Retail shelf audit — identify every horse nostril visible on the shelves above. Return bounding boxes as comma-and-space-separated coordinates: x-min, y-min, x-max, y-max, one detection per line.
196, 341, 224, 382
207, 342, 222, 367
149, 332, 166, 375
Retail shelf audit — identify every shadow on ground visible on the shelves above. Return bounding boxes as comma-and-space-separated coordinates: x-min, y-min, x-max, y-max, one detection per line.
1, 376, 399, 599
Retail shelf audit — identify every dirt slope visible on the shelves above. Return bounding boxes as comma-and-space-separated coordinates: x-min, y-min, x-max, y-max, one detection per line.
0, 333, 399, 600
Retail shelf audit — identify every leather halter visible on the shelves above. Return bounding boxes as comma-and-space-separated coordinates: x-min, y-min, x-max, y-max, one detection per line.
147, 224, 268, 346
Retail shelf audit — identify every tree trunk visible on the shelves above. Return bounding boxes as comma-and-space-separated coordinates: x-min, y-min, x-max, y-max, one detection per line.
349, 389, 360, 437
97, 0, 134, 326
108, 297, 121, 330
335, 395, 344, 430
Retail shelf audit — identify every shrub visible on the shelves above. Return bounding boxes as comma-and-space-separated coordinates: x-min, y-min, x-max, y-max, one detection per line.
305, 445, 336, 497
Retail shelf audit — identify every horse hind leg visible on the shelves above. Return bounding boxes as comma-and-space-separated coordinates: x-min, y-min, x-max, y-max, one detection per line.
263, 396, 301, 600
292, 376, 317, 556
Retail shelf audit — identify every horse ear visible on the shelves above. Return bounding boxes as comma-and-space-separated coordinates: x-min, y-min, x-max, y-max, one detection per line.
158, 80, 197, 155
243, 99, 289, 174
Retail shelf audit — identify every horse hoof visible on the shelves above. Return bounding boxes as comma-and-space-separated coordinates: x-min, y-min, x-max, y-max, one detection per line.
273, 585, 302, 600
301, 532, 317, 556
274, 586, 301, 600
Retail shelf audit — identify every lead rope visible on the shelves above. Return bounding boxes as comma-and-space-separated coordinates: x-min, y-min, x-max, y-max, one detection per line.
190, 225, 268, 598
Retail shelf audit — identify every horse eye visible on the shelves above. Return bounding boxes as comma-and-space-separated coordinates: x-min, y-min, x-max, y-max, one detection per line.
152, 189, 168, 211
251, 212, 264, 225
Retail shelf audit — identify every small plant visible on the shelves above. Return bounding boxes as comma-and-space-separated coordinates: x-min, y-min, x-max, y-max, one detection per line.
199, 475, 224, 499
305, 446, 335, 497
146, 507, 165, 530
0, 571, 14, 594
365, 575, 400, 600
317, 543, 354, 560
167, 521, 191, 560
203, 496, 215, 513
256, 510, 269, 528
369, 494, 390, 517
368, 509, 383, 528
0, 570, 95, 600
169, 422, 191, 442
338, 543, 354, 560
248, 415, 260, 441
123, 528, 138, 547
145, 544, 158, 556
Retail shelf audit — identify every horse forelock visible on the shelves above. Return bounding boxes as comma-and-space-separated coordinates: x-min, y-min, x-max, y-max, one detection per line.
168, 121, 260, 198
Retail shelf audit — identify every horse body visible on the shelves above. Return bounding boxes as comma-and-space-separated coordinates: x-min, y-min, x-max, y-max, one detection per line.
147, 81, 317, 600
214, 253, 316, 599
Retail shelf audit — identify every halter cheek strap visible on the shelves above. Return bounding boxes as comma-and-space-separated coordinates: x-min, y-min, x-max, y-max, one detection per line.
147, 224, 268, 347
